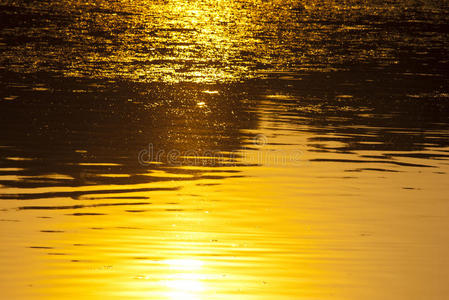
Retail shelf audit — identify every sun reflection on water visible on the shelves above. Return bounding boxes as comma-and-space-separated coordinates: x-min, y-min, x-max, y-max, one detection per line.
160, 259, 205, 300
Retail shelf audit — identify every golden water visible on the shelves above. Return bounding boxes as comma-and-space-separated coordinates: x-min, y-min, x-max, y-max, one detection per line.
1, 1, 449, 299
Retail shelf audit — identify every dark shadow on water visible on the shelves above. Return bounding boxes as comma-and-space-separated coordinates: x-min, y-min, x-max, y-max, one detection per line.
1, 67, 448, 201
258, 68, 449, 160
0, 73, 260, 198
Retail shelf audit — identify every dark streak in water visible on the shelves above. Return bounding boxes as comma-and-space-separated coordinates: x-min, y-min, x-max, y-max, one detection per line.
29, 246, 53, 249
310, 158, 435, 168
19, 202, 151, 210
0, 187, 179, 200
345, 168, 401, 173
68, 213, 106, 216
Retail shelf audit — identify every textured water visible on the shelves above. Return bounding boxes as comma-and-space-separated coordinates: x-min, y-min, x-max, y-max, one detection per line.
1, 1, 449, 299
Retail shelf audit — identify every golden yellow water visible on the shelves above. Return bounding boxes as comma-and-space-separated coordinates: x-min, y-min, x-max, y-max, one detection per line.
1, 95, 449, 299
1, 0, 449, 299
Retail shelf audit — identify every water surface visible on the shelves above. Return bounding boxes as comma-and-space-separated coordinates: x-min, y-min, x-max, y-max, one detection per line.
1, 1, 449, 299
